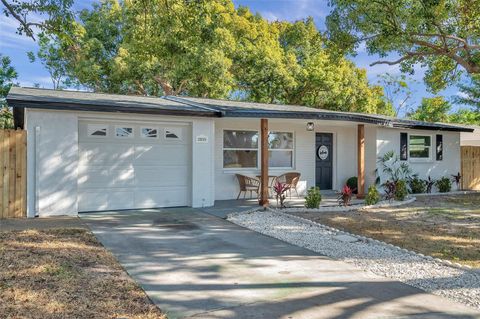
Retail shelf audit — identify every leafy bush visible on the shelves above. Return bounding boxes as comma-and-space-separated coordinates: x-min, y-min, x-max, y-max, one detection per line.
451, 172, 462, 190
346, 177, 358, 194
383, 180, 396, 201
305, 187, 322, 208
376, 151, 414, 185
409, 177, 426, 194
273, 181, 289, 208
365, 185, 380, 205
435, 177, 452, 193
395, 180, 408, 201
337, 185, 354, 206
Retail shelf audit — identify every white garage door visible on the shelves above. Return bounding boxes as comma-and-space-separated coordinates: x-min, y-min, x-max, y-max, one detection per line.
78, 120, 191, 212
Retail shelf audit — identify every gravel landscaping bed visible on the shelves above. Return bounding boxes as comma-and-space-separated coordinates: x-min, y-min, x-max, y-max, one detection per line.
227, 209, 480, 310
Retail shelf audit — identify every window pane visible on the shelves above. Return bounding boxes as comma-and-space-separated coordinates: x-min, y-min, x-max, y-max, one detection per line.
142, 128, 157, 138
410, 147, 430, 158
224, 130, 258, 149
268, 132, 293, 149
410, 135, 431, 146
409, 135, 431, 158
223, 150, 257, 168
116, 127, 133, 137
269, 151, 293, 167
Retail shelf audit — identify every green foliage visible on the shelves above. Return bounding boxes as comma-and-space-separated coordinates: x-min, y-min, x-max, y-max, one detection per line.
326, 0, 480, 92
365, 185, 380, 205
37, 0, 393, 115
346, 177, 358, 193
1, 0, 75, 40
436, 177, 452, 193
449, 108, 480, 125
409, 96, 451, 123
409, 177, 426, 194
455, 75, 480, 110
304, 187, 322, 209
0, 54, 17, 129
394, 180, 408, 201
376, 151, 414, 185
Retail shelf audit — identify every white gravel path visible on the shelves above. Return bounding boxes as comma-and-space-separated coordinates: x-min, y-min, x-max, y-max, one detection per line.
227, 210, 480, 310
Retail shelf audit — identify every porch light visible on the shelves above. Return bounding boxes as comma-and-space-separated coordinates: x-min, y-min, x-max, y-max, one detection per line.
306, 122, 314, 131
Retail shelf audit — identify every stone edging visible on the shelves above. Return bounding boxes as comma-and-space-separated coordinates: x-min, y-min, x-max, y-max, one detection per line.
281, 196, 416, 213
262, 208, 478, 274
414, 190, 480, 197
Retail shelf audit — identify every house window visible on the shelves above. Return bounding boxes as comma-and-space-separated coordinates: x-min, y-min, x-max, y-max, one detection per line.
87, 124, 107, 137
223, 130, 258, 168
409, 135, 431, 159
141, 127, 158, 138
115, 126, 133, 138
268, 132, 294, 168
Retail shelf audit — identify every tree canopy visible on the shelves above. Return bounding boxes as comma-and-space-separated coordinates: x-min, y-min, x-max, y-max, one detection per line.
0, 53, 17, 128
408, 96, 451, 123
326, 0, 480, 92
25, 0, 393, 115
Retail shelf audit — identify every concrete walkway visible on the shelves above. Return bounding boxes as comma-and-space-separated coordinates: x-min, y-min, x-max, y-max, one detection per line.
80, 208, 480, 319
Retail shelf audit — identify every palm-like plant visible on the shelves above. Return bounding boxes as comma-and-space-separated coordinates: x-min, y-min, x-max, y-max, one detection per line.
375, 151, 415, 185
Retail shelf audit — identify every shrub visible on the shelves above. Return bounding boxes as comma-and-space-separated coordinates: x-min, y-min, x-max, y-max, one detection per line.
365, 185, 380, 205
338, 185, 354, 206
395, 180, 408, 201
451, 172, 462, 190
346, 177, 358, 194
305, 187, 322, 208
435, 177, 452, 193
273, 181, 289, 208
383, 180, 396, 201
409, 177, 426, 194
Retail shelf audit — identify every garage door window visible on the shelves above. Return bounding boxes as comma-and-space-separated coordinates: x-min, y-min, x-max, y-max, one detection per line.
87, 124, 107, 137
141, 127, 158, 138
165, 128, 181, 140
223, 130, 258, 168
116, 126, 133, 138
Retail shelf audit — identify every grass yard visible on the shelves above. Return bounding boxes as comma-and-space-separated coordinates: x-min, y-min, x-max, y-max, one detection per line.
291, 194, 480, 268
0, 227, 165, 319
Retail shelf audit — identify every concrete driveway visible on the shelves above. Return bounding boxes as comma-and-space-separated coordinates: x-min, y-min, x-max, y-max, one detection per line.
80, 208, 479, 319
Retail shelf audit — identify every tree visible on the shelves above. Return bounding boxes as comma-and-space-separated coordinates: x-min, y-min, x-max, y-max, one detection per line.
1, 0, 74, 40
0, 53, 17, 128
455, 75, 480, 110
40, 0, 392, 115
326, 0, 480, 92
377, 73, 415, 117
27, 34, 71, 89
449, 108, 480, 125
408, 96, 451, 123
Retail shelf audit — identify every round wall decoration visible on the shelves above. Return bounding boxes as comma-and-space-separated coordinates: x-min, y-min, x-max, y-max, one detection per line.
317, 145, 329, 160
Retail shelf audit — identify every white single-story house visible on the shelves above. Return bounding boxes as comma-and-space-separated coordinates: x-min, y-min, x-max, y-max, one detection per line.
7, 87, 473, 217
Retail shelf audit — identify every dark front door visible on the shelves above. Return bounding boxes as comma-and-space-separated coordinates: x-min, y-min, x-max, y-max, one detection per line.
316, 133, 333, 190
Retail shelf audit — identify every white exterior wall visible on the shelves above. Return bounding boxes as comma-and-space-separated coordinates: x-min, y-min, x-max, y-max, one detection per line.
376, 127, 461, 183
213, 118, 362, 200
25, 109, 215, 217
461, 128, 480, 146
26, 109, 79, 217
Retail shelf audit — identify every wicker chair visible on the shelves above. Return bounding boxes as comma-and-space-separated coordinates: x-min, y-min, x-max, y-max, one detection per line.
276, 172, 301, 198
235, 174, 261, 199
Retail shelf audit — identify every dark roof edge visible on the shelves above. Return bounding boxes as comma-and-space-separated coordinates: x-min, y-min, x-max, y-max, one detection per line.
7, 98, 221, 118
164, 96, 225, 115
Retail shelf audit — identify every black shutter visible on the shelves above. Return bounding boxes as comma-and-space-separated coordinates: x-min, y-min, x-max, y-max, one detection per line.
400, 133, 408, 160
436, 134, 443, 161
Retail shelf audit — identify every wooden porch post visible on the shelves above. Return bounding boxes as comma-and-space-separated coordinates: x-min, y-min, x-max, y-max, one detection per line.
260, 118, 269, 206
357, 124, 365, 199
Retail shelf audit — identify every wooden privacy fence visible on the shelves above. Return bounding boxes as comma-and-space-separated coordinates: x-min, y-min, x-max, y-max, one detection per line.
0, 129, 27, 219
461, 146, 480, 191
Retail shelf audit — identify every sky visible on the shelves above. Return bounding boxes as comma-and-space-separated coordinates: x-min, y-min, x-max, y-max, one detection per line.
0, 0, 469, 116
